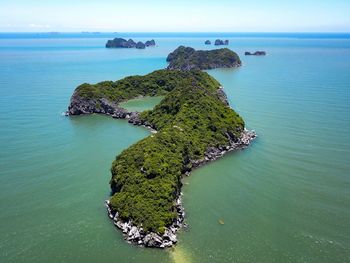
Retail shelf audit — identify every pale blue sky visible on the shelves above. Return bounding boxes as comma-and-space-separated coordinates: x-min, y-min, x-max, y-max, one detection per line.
0, 0, 349, 32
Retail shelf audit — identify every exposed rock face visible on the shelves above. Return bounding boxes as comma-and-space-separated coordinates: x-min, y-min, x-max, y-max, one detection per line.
205, 40, 211, 45
67, 91, 125, 116
105, 196, 184, 248
191, 129, 256, 169
215, 39, 229, 46
217, 86, 229, 105
136, 41, 146, 49
245, 51, 266, 56
145, 39, 156, 47
106, 38, 156, 49
66, 91, 155, 129
166, 46, 241, 71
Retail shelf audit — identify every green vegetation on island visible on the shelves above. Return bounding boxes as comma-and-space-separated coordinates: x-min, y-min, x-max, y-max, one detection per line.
69, 69, 245, 234
73, 70, 198, 102
108, 70, 244, 233
67, 47, 255, 247
166, 46, 241, 70
68, 70, 199, 115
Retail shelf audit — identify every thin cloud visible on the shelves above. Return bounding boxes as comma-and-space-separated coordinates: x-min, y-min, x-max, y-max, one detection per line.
28, 23, 51, 29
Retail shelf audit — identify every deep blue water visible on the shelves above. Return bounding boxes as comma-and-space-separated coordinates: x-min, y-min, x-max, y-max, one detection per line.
0, 33, 349, 263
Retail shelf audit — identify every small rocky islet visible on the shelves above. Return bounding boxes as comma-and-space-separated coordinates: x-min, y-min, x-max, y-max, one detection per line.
66, 46, 256, 248
245, 51, 267, 56
215, 39, 229, 45
204, 39, 229, 45
106, 37, 156, 49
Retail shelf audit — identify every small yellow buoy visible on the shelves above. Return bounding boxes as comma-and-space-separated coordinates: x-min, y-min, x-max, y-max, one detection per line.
219, 219, 225, 225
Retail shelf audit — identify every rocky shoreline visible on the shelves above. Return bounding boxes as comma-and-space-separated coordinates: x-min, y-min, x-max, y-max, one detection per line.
104, 127, 256, 248
105, 196, 184, 248
190, 128, 256, 170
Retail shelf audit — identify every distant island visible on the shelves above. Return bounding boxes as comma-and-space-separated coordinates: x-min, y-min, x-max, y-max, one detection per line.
66, 46, 255, 248
166, 46, 241, 70
215, 39, 229, 46
204, 39, 229, 46
245, 51, 266, 56
106, 38, 156, 49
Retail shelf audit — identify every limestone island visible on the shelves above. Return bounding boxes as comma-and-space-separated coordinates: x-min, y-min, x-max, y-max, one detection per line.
66, 47, 255, 248
166, 46, 241, 70
106, 38, 156, 49
245, 51, 266, 56
214, 39, 229, 46
205, 40, 211, 45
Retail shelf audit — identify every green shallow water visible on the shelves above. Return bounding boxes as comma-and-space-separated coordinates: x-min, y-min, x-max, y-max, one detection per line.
0, 34, 350, 262
119, 96, 164, 112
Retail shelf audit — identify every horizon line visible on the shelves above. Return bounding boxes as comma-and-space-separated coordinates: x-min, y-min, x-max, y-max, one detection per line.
1, 31, 350, 34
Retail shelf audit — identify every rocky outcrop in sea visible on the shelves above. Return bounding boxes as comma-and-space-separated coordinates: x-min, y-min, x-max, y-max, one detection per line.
166, 46, 241, 70
106, 38, 156, 49
145, 39, 156, 47
136, 41, 146, 49
205, 40, 211, 45
106, 38, 136, 48
245, 51, 266, 56
105, 196, 184, 248
215, 39, 229, 46
66, 91, 125, 116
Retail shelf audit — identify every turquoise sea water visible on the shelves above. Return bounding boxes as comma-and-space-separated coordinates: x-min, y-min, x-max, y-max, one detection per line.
0, 33, 349, 263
